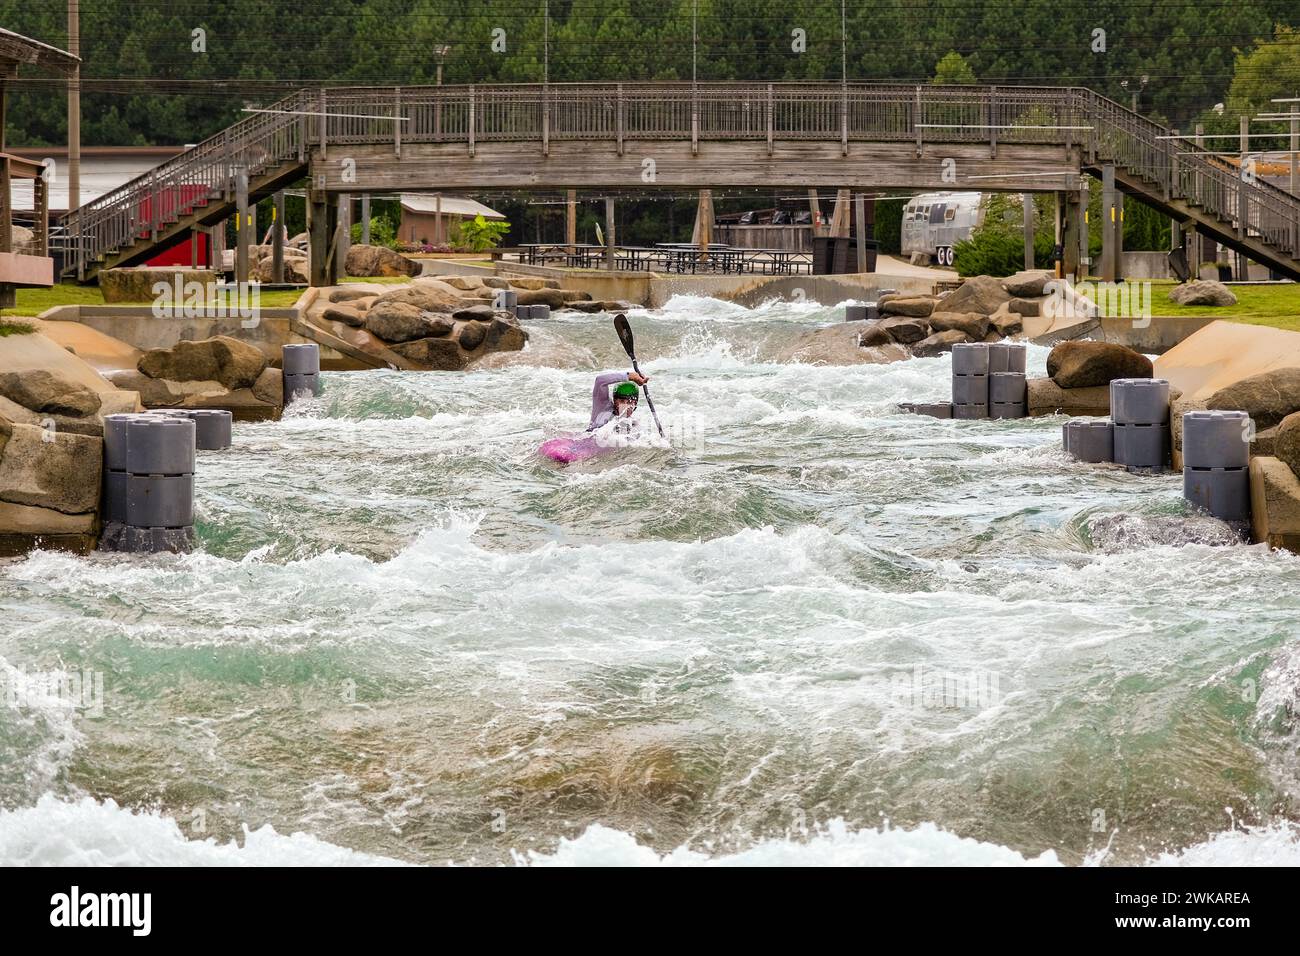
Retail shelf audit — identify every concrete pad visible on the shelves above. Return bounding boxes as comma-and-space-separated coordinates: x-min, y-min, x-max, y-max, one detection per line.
0, 331, 126, 395
1154, 320, 1300, 402
31, 319, 142, 374
1250, 456, 1300, 552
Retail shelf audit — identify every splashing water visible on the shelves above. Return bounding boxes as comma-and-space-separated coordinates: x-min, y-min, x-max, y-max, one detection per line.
2, 296, 1299, 866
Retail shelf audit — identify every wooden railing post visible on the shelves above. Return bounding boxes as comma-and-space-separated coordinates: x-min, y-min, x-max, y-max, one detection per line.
319, 89, 327, 159
468, 85, 476, 157
394, 87, 401, 158
766, 84, 774, 156
542, 83, 550, 156
988, 85, 997, 158
692, 86, 699, 155
617, 84, 624, 156
915, 85, 923, 156
841, 86, 849, 156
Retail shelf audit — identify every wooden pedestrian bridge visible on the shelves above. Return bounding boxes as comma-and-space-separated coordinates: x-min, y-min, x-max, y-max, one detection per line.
62, 82, 1300, 283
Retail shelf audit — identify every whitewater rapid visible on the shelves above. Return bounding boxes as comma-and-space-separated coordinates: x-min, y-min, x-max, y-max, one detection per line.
2, 295, 1299, 866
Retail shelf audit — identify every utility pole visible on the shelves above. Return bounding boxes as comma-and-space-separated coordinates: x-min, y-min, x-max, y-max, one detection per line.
68, 0, 81, 213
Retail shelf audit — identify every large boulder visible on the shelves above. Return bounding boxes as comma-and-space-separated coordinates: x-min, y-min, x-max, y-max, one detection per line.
508, 277, 561, 291
990, 307, 1024, 338
1008, 298, 1040, 317
857, 323, 893, 348
440, 276, 484, 291
364, 302, 453, 343
940, 275, 1013, 316
453, 304, 496, 322
516, 288, 577, 309
1001, 270, 1054, 298
928, 311, 989, 339
0, 370, 101, 418
345, 244, 420, 278
254, 255, 309, 283
1206, 367, 1300, 430
137, 336, 268, 389
0, 421, 101, 515
99, 267, 219, 304
457, 321, 486, 351
328, 287, 376, 303
879, 296, 935, 318
912, 330, 971, 357
251, 367, 284, 407
1046, 341, 1152, 388
482, 317, 528, 353
879, 316, 930, 344
1274, 413, 1300, 479
1026, 378, 1111, 417
1168, 280, 1237, 307
322, 304, 365, 327
389, 337, 469, 371
374, 282, 464, 314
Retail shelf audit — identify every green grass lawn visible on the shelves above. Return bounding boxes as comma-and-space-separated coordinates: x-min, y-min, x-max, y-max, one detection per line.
0, 319, 38, 336
1, 282, 306, 315
1144, 280, 1300, 332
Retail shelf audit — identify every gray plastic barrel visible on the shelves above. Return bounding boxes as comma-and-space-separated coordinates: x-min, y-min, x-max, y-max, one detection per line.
1184, 467, 1250, 521
282, 343, 321, 375
161, 409, 232, 451
990, 402, 1025, 420
1062, 421, 1075, 453
1110, 378, 1170, 425
1071, 421, 1114, 463
846, 304, 869, 322
952, 403, 988, 420
988, 342, 1027, 374
989, 372, 1026, 404
1113, 422, 1167, 471
125, 474, 195, 528
952, 374, 989, 406
1182, 410, 1250, 469
122, 416, 196, 475
495, 290, 518, 310
529, 304, 551, 320
951, 343, 990, 376
914, 403, 953, 419
283, 372, 321, 400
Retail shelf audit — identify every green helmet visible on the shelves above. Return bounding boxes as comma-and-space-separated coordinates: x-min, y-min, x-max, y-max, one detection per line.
613, 382, 640, 400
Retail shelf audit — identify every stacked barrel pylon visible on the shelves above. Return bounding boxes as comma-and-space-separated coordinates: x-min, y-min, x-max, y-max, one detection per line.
1110, 378, 1170, 472
1182, 410, 1251, 522
101, 414, 197, 553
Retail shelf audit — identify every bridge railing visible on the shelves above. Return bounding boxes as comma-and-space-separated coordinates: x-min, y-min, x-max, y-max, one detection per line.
62, 82, 1300, 276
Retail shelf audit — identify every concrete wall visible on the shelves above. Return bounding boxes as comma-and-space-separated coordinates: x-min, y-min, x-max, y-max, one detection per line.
39, 306, 348, 367
1097, 315, 1218, 354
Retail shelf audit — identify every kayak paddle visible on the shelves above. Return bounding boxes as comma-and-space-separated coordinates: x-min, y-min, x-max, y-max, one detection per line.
613, 313, 665, 438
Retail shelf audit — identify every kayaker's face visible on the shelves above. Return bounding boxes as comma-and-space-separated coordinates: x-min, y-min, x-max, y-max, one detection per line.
614, 397, 637, 418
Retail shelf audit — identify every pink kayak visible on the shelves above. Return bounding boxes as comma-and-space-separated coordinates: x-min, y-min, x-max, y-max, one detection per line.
539, 434, 604, 463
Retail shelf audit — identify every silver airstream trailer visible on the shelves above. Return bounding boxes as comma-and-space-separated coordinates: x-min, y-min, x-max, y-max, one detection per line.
900, 192, 984, 266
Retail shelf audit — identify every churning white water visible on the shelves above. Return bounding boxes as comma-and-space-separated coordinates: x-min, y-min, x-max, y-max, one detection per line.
2, 295, 1300, 866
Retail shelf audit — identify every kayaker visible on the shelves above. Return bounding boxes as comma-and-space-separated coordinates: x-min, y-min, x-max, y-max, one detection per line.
587, 370, 649, 431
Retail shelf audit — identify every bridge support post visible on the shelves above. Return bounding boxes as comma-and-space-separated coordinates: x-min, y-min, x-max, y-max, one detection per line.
272, 191, 285, 283
854, 193, 868, 274
1101, 165, 1118, 283
604, 197, 615, 272
361, 195, 371, 245
566, 190, 576, 255
235, 168, 250, 285
1078, 180, 1090, 279
337, 194, 352, 271
309, 191, 338, 287
1022, 193, 1035, 271
692, 190, 714, 263
1061, 190, 1081, 281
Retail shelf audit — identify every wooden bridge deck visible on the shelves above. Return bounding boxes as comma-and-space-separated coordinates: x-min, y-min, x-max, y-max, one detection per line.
61, 82, 1300, 282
